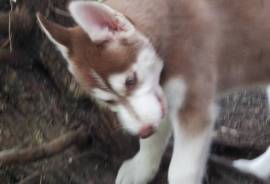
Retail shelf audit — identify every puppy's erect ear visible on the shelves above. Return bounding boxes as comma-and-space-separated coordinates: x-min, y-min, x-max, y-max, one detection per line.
69, 1, 134, 43
36, 13, 71, 59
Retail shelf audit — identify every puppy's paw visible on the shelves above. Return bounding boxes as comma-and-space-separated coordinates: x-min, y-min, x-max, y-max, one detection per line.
233, 159, 252, 172
116, 156, 159, 184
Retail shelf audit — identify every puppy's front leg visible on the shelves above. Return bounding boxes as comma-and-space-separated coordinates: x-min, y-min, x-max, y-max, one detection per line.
165, 77, 216, 184
168, 114, 214, 184
116, 118, 171, 184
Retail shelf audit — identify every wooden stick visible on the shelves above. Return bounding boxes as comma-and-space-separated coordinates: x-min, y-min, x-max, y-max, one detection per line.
18, 171, 42, 184
0, 127, 90, 166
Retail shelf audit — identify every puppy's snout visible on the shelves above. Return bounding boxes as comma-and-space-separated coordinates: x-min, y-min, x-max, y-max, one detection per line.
139, 125, 155, 139
155, 91, 167, 119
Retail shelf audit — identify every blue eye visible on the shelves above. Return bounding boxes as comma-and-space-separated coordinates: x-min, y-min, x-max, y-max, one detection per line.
125, 72, 137, 90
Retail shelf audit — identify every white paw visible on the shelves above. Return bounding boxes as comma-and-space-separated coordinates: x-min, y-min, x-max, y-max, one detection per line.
233, 146, 270, 180
168, 160, 202, 184
233, 159, 252, 173
233, 159, 270, 179
168, 172, 200, 184
116, 156, 160, 184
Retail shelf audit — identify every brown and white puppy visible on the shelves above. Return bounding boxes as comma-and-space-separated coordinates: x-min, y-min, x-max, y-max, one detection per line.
37, 0, 270, 184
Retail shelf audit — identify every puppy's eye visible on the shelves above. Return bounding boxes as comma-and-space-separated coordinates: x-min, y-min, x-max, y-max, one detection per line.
125, 72, 137, 90
104, 100, 117, 105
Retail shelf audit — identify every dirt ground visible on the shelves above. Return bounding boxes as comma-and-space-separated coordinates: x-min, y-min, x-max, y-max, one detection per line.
1, 0, 270, 184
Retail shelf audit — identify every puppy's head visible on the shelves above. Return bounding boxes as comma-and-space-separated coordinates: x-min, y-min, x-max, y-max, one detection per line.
37, 1, 167, 138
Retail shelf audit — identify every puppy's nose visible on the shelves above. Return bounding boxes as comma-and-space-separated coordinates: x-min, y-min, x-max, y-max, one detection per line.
139, 125, 155, 139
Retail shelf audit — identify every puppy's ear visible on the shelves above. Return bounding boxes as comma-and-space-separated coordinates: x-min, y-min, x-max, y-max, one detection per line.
36, 13, 95, 93
36, 13, 71, 59
68, 1, 134, 44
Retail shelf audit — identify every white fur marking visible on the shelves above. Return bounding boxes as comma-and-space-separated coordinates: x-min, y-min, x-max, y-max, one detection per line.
91, 88, 117, 101
108, 46, 163, 96
108, 72, 127, 96
164, 78, 187, 110
233, 146, 270, 179
90, 69, 109, 90
133, 47, 163, 95
116, 89, 165, 134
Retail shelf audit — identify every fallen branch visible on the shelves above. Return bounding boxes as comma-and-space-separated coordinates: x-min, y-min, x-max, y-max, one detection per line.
9, 0, 14, 52
18, 171, 42, 184
0, 127, 90, 166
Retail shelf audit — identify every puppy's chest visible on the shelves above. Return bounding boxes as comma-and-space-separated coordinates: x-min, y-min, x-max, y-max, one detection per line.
163, 78, 187, 112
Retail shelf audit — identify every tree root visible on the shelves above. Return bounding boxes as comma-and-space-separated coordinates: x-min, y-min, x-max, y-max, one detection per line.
0, 127, 90, 166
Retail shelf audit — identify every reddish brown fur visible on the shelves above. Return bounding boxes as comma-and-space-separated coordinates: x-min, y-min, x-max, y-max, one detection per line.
38, 13, 142, 92
68, 28, 141, 91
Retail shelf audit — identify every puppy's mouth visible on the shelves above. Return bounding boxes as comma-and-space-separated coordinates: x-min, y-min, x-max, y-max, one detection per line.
138, 94, 166, 139
139, 125, 156, 139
